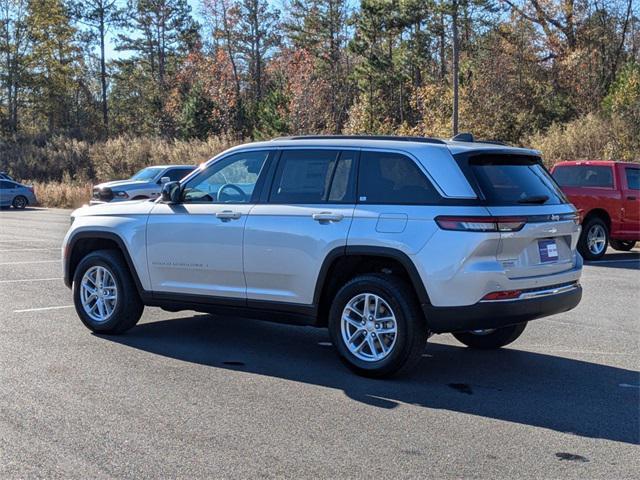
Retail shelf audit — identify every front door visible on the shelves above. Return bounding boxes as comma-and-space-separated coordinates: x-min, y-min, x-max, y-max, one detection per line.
146, 150, 272, 298
243, 149, 358, 305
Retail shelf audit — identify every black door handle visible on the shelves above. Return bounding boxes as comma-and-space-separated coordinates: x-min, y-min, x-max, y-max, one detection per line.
627, 196, 637, 201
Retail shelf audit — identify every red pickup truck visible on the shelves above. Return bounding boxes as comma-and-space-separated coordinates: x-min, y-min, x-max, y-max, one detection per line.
551, 161, 639, 260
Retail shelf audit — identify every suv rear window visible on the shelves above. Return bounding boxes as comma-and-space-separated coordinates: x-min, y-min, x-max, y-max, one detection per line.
552, 165, 614, 188
464, 154, 566, 206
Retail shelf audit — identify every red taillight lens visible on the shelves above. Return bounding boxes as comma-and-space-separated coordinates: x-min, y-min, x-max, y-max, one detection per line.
482, 290, 522, 301
435, 216, 526, 232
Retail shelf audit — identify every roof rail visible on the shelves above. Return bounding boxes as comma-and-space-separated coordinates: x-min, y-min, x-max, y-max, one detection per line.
450, 132, 509, 146
271, 135, 447, 145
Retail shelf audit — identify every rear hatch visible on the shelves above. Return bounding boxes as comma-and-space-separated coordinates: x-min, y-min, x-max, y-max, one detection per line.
455, 151, 580, 279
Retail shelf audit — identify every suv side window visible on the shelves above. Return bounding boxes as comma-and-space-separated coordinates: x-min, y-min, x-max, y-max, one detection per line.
182, 151, 269, 203
357, 151, 440, 204
164, 167, 194, 182
625, 167, 640, 190
269, 149, 344, 204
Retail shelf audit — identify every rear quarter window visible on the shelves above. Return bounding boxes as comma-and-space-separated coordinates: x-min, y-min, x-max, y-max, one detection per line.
552, 165, 614, 188
358, 151, 441, 204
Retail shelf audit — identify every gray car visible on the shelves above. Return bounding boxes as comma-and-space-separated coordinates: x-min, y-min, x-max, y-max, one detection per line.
0, 179, 37, 209
90, 165, 196, 205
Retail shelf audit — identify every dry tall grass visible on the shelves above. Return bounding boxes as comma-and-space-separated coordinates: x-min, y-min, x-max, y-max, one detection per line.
1, 135, 239, 183
1, 135, 240, 208
30, 181, 93, 209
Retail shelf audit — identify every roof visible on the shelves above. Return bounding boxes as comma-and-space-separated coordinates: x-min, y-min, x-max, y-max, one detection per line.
146, 165, 197, 169
553, 160, 638, 167
222, 135, 540, 157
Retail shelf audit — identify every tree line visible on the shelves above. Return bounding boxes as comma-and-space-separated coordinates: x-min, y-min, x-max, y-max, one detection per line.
1, 0, 638, 162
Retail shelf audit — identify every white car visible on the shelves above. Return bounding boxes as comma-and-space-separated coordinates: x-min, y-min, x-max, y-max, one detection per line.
90, 165, 196, 204
63, 135, 583, 377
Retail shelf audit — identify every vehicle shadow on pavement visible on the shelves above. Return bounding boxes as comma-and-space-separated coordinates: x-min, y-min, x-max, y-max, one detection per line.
102, 314, 640, 445
585, 251, 640, 270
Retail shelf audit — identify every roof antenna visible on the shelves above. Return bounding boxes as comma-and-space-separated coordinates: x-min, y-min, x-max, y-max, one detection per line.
451, 132, 474, 142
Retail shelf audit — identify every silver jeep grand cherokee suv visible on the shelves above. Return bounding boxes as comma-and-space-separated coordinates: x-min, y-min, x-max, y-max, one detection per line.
63, 135, 582, 377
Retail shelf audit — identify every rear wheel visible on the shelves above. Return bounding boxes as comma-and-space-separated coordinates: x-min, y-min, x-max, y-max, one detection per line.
12, 195, 27, 209
453, 323, 527, 349
610, 239, 636, 251
72, 249, 143, 334
328, 274, 427, 378
578, 217, 608, 260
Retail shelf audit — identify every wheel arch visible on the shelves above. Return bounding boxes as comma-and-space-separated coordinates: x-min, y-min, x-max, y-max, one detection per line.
64, 231, 146, 297
583, 208, 611, 230
313, 246, 430, 327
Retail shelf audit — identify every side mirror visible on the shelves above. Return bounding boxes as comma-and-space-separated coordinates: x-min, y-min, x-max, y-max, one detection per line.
159, 176, 170, 184
161, 181, 181, 204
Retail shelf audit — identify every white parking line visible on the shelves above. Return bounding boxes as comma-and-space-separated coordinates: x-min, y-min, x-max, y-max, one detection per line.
0, 248, 59, 252
14, 305, 73, 313
0, 260, 59, 265
0, 277, 61, 284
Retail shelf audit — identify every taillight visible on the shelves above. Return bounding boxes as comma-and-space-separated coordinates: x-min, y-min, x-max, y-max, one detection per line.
435, 216, 526, 232
482, 290, 522, 301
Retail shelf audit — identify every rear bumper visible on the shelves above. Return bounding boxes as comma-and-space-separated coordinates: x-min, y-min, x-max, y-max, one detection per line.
423, 283, 582, 333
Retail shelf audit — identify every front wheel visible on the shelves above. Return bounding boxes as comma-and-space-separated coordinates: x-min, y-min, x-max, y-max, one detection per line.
328, 274, 428, 378
72, 249, 143, 334
452, 323, 527, 349
578, 217, 609, 260
610, 239, 636, 252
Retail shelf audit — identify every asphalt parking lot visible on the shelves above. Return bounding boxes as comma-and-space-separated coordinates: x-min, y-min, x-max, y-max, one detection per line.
0, 208, 638, 479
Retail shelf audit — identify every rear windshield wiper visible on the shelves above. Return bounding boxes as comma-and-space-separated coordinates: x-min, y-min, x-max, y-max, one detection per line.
517, 195, 549, 204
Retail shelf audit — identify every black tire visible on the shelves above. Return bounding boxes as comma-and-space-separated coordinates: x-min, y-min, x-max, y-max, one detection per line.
328, 274, 428, 378
72, 249, 143, 334
578, 216, 609, 260
12, 195, 27, 209
610, 239, 636, 251
452, 322, 527, 349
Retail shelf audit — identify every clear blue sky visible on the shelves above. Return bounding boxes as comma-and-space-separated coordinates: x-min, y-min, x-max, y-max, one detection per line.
104, 0, 290, 60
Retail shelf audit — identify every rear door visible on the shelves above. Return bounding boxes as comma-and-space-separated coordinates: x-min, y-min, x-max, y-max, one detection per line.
0, 180, 16, 206
620, 165, 640, 237
461, 153, 580, 279
243, 148, 357, 305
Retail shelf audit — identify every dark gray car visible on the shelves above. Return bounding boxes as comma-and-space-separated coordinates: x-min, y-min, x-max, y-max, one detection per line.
0, 180, 37, 209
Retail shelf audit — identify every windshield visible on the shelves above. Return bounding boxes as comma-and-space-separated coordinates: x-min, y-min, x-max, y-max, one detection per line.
465, 154, 567, 206
130, 167, 163, 181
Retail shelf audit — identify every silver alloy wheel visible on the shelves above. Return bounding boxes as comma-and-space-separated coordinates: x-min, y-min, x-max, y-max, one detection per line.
80, 266, 118, 323
587, 224, 607, 255
341, 293, 398, 362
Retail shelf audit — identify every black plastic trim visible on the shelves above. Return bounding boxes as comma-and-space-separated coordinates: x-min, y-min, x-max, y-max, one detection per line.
64, 231, 146, 296
148, 292, 317, 326
423, 285, 582, 333
312, 245, 431, 306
